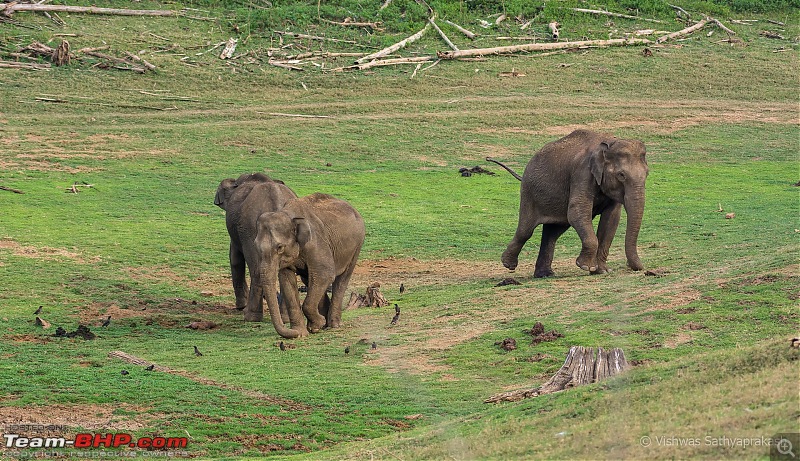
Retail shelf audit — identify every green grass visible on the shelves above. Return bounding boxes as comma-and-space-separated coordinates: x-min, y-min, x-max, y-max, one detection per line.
1, 1, 799, 459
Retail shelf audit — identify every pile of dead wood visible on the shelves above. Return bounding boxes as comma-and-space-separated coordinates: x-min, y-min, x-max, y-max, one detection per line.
6, 40, 156, 72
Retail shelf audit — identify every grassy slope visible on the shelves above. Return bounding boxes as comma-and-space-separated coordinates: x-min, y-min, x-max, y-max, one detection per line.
1, 1, 798, 459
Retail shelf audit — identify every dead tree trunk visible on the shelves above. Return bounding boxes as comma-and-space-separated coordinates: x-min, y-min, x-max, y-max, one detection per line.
0, 3, 175, 17
485, 346, 629, 403
52, 40, 70, 66
438, 38, 651, 59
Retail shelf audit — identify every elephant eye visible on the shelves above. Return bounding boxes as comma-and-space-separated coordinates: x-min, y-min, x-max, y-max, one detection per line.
616, 172, 627, 182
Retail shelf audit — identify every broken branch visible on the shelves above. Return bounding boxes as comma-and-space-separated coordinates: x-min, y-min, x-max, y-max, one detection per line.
0, 3, 175, 17
443, 19, 476, 39
656, 18, 709, 43
437, 37, 651, 59
356, 18, 432, 64
430, 18, 458, 51
567, 7, 665, 24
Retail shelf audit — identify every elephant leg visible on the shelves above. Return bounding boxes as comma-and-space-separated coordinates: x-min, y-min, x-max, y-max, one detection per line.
277, 290, 290, 324
301, 273, 333, 333
327, 254, 359, 328
502, 197, 539, 271
230, 245, 248, 311
593, 204, 621, 275
279, 268, 308, 335
298, 274, 329, 321
244, 267, 264, 322
534, 224, 570, 278
568, 200, 599, 272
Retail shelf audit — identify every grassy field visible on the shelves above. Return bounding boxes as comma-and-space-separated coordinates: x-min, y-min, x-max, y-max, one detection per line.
1, 1, 798, 459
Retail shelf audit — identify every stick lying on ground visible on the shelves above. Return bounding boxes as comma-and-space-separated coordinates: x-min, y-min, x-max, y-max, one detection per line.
0, 3, 175, 17
443, 19, 476, 39
567, 7, 665, 24
437, 38, 651, 59
356, 18, 432, 64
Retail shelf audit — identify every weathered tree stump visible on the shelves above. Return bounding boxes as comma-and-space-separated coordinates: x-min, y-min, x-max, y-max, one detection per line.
485, 346, 629, 403
52, 40, 70, 66
346, 282, 389, 309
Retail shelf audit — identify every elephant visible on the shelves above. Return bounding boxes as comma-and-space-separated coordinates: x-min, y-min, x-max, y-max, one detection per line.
487, 129, 648, 278
255, 193, 365, 337
214, 173, 306, 330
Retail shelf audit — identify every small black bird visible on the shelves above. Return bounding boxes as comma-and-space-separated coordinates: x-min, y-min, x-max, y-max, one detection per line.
193, 345, 203, 357
371, 341, 377, 350
344, 346, 350, 355
101, 315, 111, 327
120, 370, 129, 376
279, 341, 286, 351
34, 306, 42, 315
391, 312, 400, 325
145, 364, 155, 371
394, 303, 400, 314
399, 283, 405, 295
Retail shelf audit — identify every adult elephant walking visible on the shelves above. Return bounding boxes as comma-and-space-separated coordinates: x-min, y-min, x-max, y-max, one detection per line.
214, 173, 306, 334
255, 193, 365, 336
487, 129, 648, 278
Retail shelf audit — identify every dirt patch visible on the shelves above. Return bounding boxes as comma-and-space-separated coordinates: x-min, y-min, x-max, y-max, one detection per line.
0, 403, 158, 433
75, 300, 234, 326
0, 238, 100, 264
4, 334, 53, 344
636, 288, 703, 313
663, 332, 693, 349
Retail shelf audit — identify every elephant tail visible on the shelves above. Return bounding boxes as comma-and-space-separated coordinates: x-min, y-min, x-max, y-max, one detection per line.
486, 157, 523, 181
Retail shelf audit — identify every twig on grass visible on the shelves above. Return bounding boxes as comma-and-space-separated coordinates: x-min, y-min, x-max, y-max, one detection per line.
356, 19, 432, 64
1, 185, 25, 194
443, 19, 476, 39
566, 7, 665, 24
257, 112, 332, 119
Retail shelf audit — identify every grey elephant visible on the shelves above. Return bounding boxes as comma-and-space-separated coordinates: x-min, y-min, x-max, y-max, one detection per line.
255, 193, 365, 337
214, 173, 306, 331
487, 129, 648, 277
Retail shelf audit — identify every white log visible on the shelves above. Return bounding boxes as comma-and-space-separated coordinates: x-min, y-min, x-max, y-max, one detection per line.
437, 38, 651, 59
656, 18, 709, 43
443, 19, 476, 39
356, 20, 432, 64
0, 3, 174, 16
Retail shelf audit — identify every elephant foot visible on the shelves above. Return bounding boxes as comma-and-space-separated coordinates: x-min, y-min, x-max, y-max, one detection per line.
235, 305, 246, 311
591, 267, 611, 275
243, 311, 263, 322
627, 259, 644, 271
307, 320, 326, 333
501, 250, 519, 271
534, 268, 555, 278
575, 254, 598, 272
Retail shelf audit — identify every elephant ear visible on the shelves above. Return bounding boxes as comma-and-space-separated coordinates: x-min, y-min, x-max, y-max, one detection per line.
294, 217, 312, 246
589, 141, 612, 186
214, 178, 236, 208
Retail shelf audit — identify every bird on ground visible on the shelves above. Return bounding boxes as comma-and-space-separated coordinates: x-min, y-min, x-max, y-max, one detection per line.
193, 345, 203, 357
371, 341, 377, 350
145, 364, 155, 371
279, 341, 286, 351
34, 306, 42, 315
399, 283, 405, 295
101, 315, 111, 327
391, 312, 400, 326
394, 303, 400, 314
344, 346, 350, 355
120, 370, 129, 376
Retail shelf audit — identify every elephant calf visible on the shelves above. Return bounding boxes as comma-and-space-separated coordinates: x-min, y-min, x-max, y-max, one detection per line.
489, 129, 648, 277
255, 193, 365, 337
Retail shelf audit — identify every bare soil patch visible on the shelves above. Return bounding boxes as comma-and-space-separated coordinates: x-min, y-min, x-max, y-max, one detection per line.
0, 238, 100, 264
0, 403, 158, 433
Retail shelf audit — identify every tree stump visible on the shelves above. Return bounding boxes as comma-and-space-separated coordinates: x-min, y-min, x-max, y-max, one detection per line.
346, 282, 389, 309
52, 40, 70, 66
485, 346, 629, 403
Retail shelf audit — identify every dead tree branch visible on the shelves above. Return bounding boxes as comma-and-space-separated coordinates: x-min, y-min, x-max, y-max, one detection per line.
0, 185, 25, 194
437, 38, 651, 59
567, 7, 665, 24
443, 19, 476, 39
430, 18, 458, 51
656, 18, 709, 43
0, 3, 175, 17
356, 18, 432, 64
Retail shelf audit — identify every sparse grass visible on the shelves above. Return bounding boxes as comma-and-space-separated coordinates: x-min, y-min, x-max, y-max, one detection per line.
1, 1, 798, 460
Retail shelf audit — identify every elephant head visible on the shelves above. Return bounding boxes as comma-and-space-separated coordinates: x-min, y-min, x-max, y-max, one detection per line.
214, 173, 277, 211
254, 211, 308, 338
589, 138, 648, 271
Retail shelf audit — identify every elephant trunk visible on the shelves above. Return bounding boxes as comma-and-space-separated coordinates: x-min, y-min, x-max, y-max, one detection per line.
623, 189, 645, 271
260, 264, 302, 339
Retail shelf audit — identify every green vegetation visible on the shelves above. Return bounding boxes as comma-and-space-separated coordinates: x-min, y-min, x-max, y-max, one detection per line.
0, 1, 798, 459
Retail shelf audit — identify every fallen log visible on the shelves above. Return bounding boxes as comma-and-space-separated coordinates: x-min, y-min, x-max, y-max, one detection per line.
567, 7, 664, 24
485, 346, 629, 403
437, 38, 651, 59
0, 185, 25, 193
0, 3, 175, 17
356, 19, 432, 64
430, 18, 458, 51
0, 60, 50, 70
656, 18, 709, 43
338, 55, 435, 71
443, 19, 476, 39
